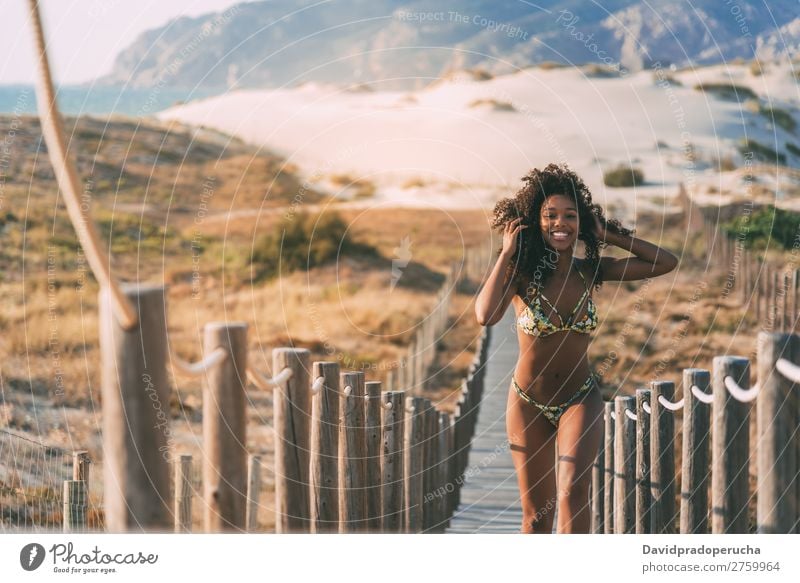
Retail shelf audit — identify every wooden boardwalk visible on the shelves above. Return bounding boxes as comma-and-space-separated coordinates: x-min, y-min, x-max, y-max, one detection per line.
447, 306, 523, 533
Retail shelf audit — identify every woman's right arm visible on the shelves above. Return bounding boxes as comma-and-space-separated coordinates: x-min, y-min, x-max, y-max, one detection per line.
475, 218, 526, 326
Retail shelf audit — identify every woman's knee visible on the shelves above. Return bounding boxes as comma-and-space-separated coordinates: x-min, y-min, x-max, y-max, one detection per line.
557, 475, 591, 506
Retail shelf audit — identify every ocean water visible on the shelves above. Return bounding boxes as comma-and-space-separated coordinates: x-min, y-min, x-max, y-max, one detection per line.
0, 84, 222, 117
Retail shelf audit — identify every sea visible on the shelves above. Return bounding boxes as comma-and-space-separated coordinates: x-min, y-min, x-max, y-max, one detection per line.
0, 84, 222, 117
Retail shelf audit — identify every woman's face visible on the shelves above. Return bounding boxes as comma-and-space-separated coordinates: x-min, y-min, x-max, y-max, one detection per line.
540, 194, 579, 251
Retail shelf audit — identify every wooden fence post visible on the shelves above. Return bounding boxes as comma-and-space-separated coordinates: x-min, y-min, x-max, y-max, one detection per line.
680, 369, 711, 534
99, 284, 171, 532
246, 454, 261, 532
603, 401, 615, 534
174, 454, 192, 533
422, 401, 437, 532
711, 355, 751, 533
614, 396, 636, 534
63, 480, 87, 532
650, 380, 677, 534
309, 361, 339, 533
591, 432, 604, 534
274, 347, 312, 533
635, 389, 651, 534
203, 322, 248, 532
404, 396, 425, 533
339, 370, 366, 532
381, 391, 406, 532
756, 332, 799, 533
365, 381, 383, 532
435, 411, 449, 532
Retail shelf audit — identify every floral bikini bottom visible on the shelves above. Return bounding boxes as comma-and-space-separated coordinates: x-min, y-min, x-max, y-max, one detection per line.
511, 372, 598, 428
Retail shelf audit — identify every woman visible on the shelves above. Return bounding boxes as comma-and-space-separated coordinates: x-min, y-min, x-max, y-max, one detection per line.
475, 163, 678, 533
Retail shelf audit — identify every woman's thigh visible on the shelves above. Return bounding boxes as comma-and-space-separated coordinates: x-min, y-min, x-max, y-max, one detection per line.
555, 386, 605, 490
506, 385, 558, 512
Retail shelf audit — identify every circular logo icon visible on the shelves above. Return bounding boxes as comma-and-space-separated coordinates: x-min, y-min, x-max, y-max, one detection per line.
20, 543, 46, 571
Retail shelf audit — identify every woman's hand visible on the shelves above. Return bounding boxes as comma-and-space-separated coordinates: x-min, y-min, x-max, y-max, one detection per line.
592, 214, 608, 241
501, 217, 527, 258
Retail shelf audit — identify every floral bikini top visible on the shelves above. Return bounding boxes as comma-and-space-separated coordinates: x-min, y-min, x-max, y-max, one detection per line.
517, 261, 598, 338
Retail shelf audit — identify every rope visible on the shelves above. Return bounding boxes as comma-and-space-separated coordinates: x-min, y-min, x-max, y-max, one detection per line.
723, 375, 760, 403
776, 358, 800, 383
691, 385, 714, 404
658, 395, 685, 411
624, 409, 637, 421
247, 365, 293, 390
309, 376, 325, 394
27, 0, 137, 330
169, 346, 228, 377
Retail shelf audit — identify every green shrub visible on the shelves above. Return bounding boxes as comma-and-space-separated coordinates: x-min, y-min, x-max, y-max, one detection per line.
737, 138, 786, 165
721, 205, 800, 250
603, 165, 645, 187
251, 210, 377, 281
787, 142, 800, 158
693, 82, 758, 101
758, 104, 797, 133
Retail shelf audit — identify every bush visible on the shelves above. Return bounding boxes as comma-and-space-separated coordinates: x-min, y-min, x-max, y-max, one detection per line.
693, 82, 758, 102
251, 210, 376, 281
737, 138, 787, 165
721, 205, 800, 250
603, 165, 645, 187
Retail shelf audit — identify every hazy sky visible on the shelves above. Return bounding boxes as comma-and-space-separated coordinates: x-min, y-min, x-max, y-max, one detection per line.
0, 0, 254, 84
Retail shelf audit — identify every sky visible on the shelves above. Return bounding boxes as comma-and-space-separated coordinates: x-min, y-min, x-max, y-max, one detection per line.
0, 0, 254, 85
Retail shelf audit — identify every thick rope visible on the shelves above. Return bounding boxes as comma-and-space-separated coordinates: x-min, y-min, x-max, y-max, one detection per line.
28, 0, 137, 330
169, 346, 228, 377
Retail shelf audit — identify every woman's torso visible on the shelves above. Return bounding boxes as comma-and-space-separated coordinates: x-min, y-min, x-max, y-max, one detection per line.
511, 258, 596, 404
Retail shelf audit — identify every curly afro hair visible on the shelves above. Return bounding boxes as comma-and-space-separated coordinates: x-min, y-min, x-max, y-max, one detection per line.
490, 162, 634, 297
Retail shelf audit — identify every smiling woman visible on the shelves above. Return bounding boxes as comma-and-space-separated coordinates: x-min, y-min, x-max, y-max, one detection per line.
474, 162, 678, 533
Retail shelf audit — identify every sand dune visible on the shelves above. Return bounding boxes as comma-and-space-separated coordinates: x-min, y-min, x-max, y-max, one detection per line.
160, 61, 800, 218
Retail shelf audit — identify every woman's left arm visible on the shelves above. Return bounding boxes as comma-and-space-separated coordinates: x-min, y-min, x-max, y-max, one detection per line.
595, 217, 678, 281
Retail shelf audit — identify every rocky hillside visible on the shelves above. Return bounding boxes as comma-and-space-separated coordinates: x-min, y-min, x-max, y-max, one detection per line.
96, 0, 800, 91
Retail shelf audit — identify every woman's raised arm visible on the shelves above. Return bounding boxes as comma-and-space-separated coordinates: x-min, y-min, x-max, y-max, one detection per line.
595, 216, 678, 281
475, 218, 526, 326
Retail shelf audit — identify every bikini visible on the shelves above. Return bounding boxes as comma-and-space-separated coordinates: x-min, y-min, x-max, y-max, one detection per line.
513, 260, 599, 427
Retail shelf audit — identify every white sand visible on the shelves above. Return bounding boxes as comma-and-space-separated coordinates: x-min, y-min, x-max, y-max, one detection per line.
159, 61, 799, 220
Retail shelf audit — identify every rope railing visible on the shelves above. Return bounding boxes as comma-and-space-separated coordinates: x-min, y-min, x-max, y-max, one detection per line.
27, 0, 137, 330
590, 338, 800, 535
246, 364, 294, 390
169, 346, 228, 377
723, 376, 761, 402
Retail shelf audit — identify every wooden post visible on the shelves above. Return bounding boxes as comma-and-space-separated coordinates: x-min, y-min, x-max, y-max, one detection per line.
174, 454, 192, 533
445, 413, 456, 520
99, 284, 171, 532
246, 454, 261, 532
422, 401, 436, 532
364, 381, 383, 532
274, 347, 312, 533
72, 451, 90, 483
63, 480, 87, 532
614, 396, 636, 534
309, 361, 339, 533
404, 397, 425, 533
339, 370, 366, 532
603, 401, 615, 534
203, 322, 248, 532
650, 380, 677, 534
591, 434, 604, 534
381, 391, 406, 532
436, 411, 450, 531
680, 369, 711, 534
635, 389, 651, 534
711, 355, 751, 533
756, 333, 799, 533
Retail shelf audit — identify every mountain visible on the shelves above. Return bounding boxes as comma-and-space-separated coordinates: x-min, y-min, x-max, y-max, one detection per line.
96, 0, 800, 91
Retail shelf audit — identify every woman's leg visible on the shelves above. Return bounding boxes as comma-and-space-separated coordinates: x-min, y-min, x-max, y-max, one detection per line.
506, 383, 558, 533
554, 384, 604, 533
